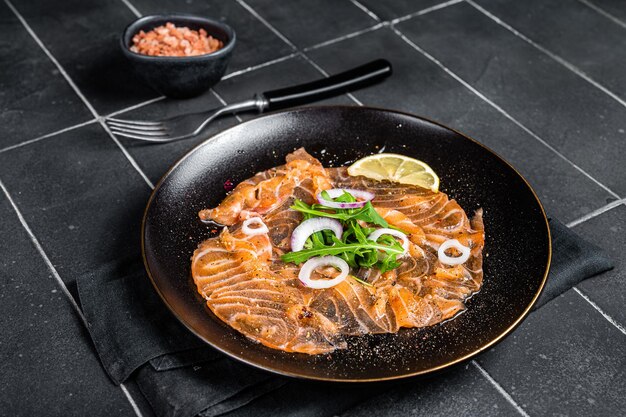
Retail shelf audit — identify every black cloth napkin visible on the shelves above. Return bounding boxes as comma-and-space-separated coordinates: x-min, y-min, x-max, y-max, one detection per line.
77, 218, 612, 417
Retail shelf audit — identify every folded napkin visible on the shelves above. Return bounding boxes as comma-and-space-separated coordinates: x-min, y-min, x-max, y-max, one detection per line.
77, 218, 612, 417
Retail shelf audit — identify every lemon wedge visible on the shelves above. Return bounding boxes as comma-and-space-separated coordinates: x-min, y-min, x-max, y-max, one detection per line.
347, 153, 440, 192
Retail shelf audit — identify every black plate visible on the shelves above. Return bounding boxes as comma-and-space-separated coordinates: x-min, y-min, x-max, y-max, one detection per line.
142, 106, 551, 382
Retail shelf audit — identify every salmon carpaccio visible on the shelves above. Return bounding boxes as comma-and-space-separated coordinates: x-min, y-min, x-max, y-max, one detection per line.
192, 149, 484, 354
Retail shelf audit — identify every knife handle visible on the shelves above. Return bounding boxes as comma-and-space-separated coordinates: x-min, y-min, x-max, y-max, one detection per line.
260, 59, 392, 111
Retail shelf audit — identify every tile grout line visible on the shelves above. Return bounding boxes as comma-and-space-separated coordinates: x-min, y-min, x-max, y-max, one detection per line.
472, 361, 531, 417
568, 198, 626, 336
0, 95, 165, 156
566, 198, 625, 228
577, 0, 626, 30
304, 0, 465, 52
0, 179, 141, 416
298, 52, 364, 105
391, 0, 465, 24
573, 288, 626, 336
118, 0, 141, 18
390, 26, 621, 200
99, 119, 155, 189
299, 0, 464, 107
120, 384, 144, 417
235, 0, 297, 50
0, 180, 90, 328
467, 0, 626, 111
4, 0, 98, 118
210, 89, 243, 122
303, 23, 385, 52
348, 0, 382, 22
0, 119, 98, 155
347, 0, 467, 28
235, 0, 364, 106
106, 96, 166, 118
5, 0, 154, 191
221, 52, 299, 80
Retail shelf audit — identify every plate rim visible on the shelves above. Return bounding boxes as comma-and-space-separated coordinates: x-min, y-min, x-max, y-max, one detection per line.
141, 105, 552, 382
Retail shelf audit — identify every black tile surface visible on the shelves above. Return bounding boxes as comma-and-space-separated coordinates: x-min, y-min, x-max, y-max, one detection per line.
116, 92, 239, 183
215, 55, 354, 121
0, 124, 151, 292
0, 194, 136, 416
357, 0, 448, 20
477, 289, 626, 416
129, 0, 295, 74
573, 204, 626, 329
306, 27, 614, 223
0, 2, 93, 148
473, 0, 626, 101
396, 2, 626, 195
228, 363, 520, 416
3, 0, 626, 415
242, 0, 377, 48
340, 364, 521, 417
10, 0, 157, 115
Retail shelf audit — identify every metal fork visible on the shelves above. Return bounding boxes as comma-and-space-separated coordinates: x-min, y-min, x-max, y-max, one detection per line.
106, 59, 392, 143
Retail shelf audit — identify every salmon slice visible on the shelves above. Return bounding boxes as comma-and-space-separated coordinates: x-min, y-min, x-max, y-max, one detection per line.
192, 223, 344, 353
199, 149, 332, 225
192, 150, 485, 354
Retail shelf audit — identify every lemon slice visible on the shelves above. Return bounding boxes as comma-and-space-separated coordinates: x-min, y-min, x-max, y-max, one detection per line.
347, 153, 440, 192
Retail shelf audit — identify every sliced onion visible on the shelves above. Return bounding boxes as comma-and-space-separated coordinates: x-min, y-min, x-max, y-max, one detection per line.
291, 218, 343, 252
367, 228, 409, 255
438, 239, 470, 265
317, 188, 375, 209
298, 256, 349, 289
242, 217, 269, 236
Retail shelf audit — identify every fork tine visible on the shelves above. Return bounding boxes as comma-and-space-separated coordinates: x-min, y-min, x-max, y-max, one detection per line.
109, 130, 172, 142
106, 117, 163, 127
107, 120, 166, 131
109, 125, 169, 137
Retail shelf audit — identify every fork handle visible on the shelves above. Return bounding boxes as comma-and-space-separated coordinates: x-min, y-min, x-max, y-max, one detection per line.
260, 59, 392, 111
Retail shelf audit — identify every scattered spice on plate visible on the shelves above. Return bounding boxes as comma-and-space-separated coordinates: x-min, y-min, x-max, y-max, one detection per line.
130, 22, 224, 57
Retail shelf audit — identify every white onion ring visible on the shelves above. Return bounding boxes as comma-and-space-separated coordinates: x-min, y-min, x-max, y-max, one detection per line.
291, 218, 343, 252
298, 256, 349, 289
317, 188, 375, 209
242, 217, 269, 236
367, 228, 409, 255
438, 239, 470, 265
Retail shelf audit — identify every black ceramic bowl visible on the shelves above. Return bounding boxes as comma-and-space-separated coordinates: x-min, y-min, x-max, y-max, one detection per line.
121, 14, 236, 98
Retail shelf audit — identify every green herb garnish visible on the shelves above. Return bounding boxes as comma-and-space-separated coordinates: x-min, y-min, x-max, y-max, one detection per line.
281, 192, 407, 277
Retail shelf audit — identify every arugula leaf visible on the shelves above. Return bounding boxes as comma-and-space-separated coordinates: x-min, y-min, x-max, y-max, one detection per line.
281, 240, 404, 264
282, 191, 409, 282
290, 200, 389, 228
350, 275, 374, 287
352, 202, 388, 228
